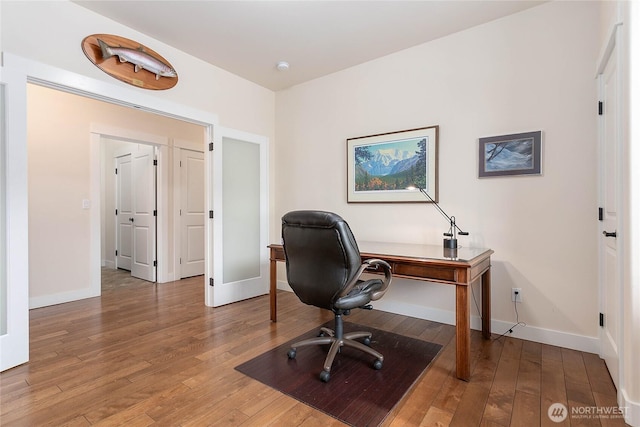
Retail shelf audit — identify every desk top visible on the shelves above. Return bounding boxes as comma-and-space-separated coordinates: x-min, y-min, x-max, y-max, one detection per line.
269, 241, 492, 264
357, 241, 492, 263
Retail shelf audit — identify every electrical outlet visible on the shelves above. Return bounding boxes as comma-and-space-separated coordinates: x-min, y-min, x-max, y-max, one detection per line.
512, 288, 522, 303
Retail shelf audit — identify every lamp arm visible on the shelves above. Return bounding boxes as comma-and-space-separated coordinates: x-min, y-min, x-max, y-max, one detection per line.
418, 188, 468, 235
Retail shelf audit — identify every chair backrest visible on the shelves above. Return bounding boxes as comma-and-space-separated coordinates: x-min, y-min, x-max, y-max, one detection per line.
281, 211, 362, 310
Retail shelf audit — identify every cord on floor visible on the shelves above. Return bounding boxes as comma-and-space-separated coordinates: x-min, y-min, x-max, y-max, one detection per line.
470, 284, 526, 341
493, 298, 526, 341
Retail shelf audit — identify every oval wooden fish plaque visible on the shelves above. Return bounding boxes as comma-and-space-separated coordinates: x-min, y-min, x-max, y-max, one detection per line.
82, 34, 178, 90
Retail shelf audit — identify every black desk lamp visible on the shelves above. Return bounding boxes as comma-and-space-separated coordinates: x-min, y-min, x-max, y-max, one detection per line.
407, 186, 469, 249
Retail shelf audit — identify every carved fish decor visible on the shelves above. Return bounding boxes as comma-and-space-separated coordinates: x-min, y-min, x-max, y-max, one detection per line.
82, 34, 178, 90
97, 39, 177, 80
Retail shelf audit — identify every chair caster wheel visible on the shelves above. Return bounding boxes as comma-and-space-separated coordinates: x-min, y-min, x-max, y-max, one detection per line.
363, 337, 371, 346
373, 359, 383, 370
319, 370, 330, 382
287, 349, 296, 359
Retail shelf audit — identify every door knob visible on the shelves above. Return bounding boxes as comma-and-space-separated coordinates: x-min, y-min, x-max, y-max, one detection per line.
602, 230, 617, 238
129, 217, 134, 222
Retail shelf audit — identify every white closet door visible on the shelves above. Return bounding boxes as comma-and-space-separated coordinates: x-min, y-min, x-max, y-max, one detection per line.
599, 34, 621, 390
131, 144, 156, 282
180, 149, 205, 278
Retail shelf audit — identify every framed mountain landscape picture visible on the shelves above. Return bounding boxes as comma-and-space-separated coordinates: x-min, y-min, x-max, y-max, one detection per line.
347, 126, 438, 203
478, 131, 542, 177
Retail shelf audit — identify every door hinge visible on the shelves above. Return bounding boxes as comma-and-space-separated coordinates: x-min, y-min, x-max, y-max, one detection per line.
179, 160, 182, 167
153, 210, 157, 216
115, 168, 118, 175
115, 209, 118, 216
115, 250, 118, 256
153, 159, 158, 166
209, 277, 214, 287
180, 258, 182, 264
209, 142, 214, 151
598, 207, 603, 221
209, 210, 214, 219
598, 101, 603, 115
153, 260, 157, 267
599, 312, 604, 327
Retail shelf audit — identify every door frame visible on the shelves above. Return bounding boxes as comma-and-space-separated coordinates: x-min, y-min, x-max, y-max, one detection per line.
0, 53, 217, 371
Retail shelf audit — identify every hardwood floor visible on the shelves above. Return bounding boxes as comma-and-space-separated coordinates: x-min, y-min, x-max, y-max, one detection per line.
0, 269, 626, 426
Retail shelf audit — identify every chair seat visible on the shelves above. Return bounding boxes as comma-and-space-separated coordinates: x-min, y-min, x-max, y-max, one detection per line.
334, 279, 383, 310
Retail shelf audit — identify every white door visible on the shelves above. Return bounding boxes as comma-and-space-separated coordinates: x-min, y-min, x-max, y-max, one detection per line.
180, 149, 205, 278
115, 153, 133, 270
0, 83, 28, 372
598, 28, 621, 390
131, 145, 157, 282
207, 127, 269, 307
0, 84, 6, 352
1, 78, 31, 371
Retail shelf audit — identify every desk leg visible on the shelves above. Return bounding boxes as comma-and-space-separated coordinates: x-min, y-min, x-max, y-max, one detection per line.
455, 284, 471, 381
482, 268, 491, 339
270, 258, 277, 322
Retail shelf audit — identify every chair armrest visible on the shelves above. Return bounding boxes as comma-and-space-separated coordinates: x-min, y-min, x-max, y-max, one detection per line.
339, 258, 392, 301
363, 259, 392, 301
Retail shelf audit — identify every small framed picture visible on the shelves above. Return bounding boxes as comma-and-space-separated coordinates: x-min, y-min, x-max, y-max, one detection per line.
347, 126, 438, 203
478, 131, 542, 178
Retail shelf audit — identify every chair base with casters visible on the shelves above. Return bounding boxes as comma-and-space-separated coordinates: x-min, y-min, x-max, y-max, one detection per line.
287, 309, 384, 383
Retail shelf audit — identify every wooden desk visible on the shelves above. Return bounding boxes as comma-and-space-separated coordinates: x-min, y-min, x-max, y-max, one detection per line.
268, 242, 493, 381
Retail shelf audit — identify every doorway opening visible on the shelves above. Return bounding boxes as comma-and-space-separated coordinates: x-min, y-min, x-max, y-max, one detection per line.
26, 82, 207, 308
2, 53, 268, 371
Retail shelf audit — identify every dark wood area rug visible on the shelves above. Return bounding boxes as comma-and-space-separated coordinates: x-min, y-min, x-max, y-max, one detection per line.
235, 321, 442, 426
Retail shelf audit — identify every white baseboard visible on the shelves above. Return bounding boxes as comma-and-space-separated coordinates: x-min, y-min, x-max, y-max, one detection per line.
490, 317, 599, 354
103, 260, 115, 269
157, 272, 176, 283
621, 389, 640, 427
277, 280, 599, 354
373, 299, 599, 354
30, 288, 100, 309
277, 280, 293, 292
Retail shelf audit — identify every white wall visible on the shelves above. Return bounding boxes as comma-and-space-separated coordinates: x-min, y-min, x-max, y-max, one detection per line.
0, 1, 274, 137
275, 1, 601, 349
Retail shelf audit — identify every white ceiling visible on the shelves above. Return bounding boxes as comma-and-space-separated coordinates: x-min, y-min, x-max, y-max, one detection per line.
73, 1, 545, 91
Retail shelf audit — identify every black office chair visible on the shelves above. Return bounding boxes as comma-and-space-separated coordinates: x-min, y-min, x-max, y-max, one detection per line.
281, 210, 392, 382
